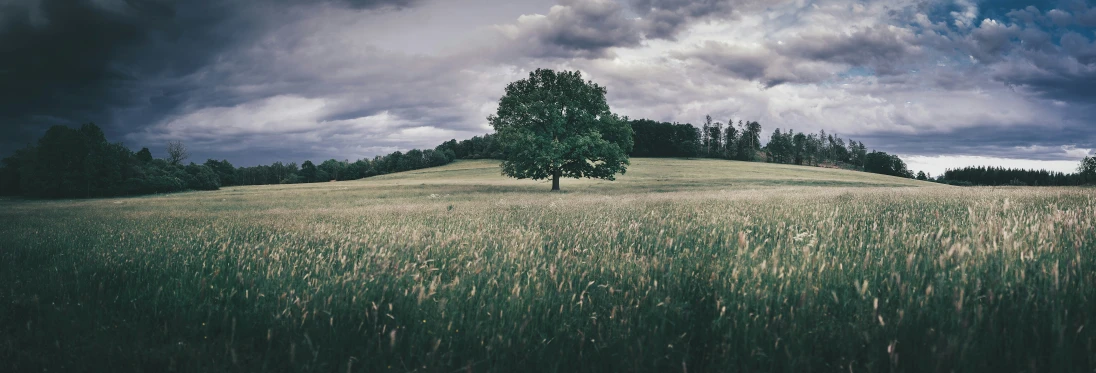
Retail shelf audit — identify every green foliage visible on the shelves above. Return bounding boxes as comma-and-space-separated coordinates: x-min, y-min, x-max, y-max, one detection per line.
126, 159, 187, 194
0, 123, 227, 198
864, 150, 913, 178
135, 147, 153, 163
203, 159, 237, 186
3, 124, 181, 197
434, 134, 502, 160
235, 161, 299, 185
1081, 156, 1096, 184
738, 121, 762, 161
723, 121, 738, 159
757, 127, 866, 168
318, 159, 348, 181
0, 115, 935, 198
348, 159, 373, 179
629, 119, 699, 157
300, 160, 318, 183
229, 141, 465, 187
425, 149, 450, 167
489, 68, 632, 190
942, 166, 1084, 186
184, 163, 221, 190
765, 128, 794, 164
0, 150, 27, 196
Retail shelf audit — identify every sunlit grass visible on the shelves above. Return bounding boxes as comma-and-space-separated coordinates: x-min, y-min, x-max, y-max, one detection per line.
1, 159, 1093, 372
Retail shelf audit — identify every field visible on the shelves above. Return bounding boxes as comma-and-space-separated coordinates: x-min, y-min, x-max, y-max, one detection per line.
1, 158, 1094, 372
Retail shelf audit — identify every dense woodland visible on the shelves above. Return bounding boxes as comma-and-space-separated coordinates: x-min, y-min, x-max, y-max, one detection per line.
231, 134, 502, 186
937, 165, 1095, 186
0, 125, 506, 197
630, 117, 914, 178
0, 124, 220, 198
2, 120, 1092, 198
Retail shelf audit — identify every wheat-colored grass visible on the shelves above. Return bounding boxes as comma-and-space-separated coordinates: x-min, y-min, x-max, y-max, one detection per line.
0, 159, 1092, 372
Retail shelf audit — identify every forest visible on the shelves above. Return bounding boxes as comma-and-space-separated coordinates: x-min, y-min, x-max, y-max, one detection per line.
1, 119, 1092, 198
630, 117, 914, 178
937, 165, 1095, 186
0, 124, 220, 198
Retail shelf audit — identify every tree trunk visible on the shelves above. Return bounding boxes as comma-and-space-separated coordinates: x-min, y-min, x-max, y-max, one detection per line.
551, 170, 561, 191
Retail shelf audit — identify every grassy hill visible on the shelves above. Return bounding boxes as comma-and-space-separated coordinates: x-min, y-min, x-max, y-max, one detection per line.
358, 158, 931, 190
1, 158, 1093, 372
139, 158, 934, 208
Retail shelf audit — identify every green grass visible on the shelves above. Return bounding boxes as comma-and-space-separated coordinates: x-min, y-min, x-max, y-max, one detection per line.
1, 158, 1094, 372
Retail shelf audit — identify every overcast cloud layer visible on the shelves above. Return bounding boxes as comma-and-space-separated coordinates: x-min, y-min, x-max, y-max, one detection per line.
1, 0, 1094, 172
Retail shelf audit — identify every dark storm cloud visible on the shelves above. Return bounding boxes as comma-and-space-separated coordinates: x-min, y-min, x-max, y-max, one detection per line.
675, 41, 835, 87
673, 23, 921, 88
499, 0, 642, 58
0, 0, 205, 151
340, 0, 422, 9
2, 0, 1094, 167
120, 7, 509, 166
957, 3, 1096, 101
858, 121, 1096, 160
630, 0, 738, 39
499, 0, 766, 59
683, 42, 773, 81
775, 25, 921, 75
0, 0, 426, 157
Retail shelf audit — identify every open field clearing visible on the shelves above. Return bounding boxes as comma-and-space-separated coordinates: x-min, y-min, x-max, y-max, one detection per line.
1, 159, 1094, 372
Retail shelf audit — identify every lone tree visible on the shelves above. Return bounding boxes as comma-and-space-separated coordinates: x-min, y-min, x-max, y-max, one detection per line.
166, 140, 189, 165
489, 68, 632, 191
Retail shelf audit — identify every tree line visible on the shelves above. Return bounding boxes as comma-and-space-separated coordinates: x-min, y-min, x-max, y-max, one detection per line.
0, 119, 921, 199
228, 134, 502, 187
0, 124, 220, 198
0, 123, 513, 198
627, 117, 912, 177
4, 122, 1091, 199
231, 148, 452, 186
933, 160, 1096, 186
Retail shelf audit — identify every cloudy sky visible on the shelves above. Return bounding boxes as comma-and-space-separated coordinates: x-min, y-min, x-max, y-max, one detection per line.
2, 0, 1094, 175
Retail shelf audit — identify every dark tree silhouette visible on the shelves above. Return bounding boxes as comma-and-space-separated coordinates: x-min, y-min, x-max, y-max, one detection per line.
940, 166, 1085, 186
166, 140, 189, 165
300, 160, 318, 183
863, 151, 913, 178
136, 147, 153, 163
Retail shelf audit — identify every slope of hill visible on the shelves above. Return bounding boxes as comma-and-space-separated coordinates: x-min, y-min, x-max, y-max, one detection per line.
0, 157, 936, 213
154, 158, 937, 209
367, 158, 931, 189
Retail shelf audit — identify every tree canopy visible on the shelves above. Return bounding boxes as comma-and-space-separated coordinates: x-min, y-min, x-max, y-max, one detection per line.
0, 123, 221, 198
863, 151, 913, 178
939, 165, 1083, 186
6, 113, 1086, 199
1080, 156, 1096, 184
489, 69, 633, 191
629, 119, 698, 158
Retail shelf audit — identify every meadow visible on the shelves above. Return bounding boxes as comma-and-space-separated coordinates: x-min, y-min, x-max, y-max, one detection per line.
1, 158, 1093, 372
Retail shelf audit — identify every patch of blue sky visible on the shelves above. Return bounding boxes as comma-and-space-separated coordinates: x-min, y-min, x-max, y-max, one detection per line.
838, 66, 875, 79
979, 0, 1059, 20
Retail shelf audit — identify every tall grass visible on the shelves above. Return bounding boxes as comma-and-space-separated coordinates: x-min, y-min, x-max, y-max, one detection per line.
1, 161, 1093, 372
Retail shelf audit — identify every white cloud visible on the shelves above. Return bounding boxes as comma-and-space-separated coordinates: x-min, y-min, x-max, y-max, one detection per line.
951, 0, 979, 29
904, 155, 1083, 177
148, 95, 330, 139
91, 0, 1096, 165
